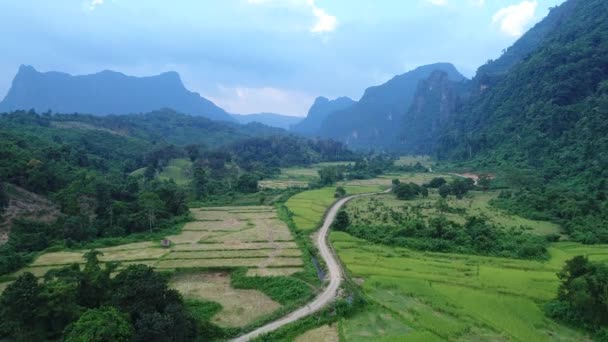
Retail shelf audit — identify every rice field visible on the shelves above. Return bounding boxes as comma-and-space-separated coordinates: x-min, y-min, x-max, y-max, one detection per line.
260, 161, 356, 189
394, 155, 434, 168
332, 231, 601, 341
295, 324, 339, 342
5, 205, 305, 291
285, 185, 386, 231
170, 272, 281, 327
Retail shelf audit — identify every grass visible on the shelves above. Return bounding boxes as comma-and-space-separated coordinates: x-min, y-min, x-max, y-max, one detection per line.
286, 185, 385, 231
394, 155, 434, 168
339, 305, 413, 341
295, 324, 339, 342
170, 271, 281, 328
332, 231, 600, 341
262, 161, 356, 189
345, 189, 560, 236
131, 158, 193, 185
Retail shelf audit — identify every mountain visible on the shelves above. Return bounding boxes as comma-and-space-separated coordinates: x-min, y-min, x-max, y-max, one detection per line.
436, 0, 605, 170
290, 96, 355, 136
434, 0, 608, 243
232, 112, 302, 130
47, 109, 286, 148
399, 70, 465, 155
317, 63, 465, 150
0, 66, 235, 122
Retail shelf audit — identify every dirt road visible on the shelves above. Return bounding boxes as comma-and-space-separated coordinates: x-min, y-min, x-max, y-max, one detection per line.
232, 191, 383, 341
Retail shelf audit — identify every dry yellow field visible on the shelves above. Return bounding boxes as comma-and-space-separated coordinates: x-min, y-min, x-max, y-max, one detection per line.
15, 205, 304, 280
246, 267, 303, 277
170, 272, 281, 327
295, 324, 339, 342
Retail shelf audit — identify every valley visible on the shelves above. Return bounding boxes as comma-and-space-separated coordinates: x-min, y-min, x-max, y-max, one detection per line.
1, 0, 608, 340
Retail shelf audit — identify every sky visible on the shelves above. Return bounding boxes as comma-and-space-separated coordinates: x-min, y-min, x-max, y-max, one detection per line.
0, 0, 566, 116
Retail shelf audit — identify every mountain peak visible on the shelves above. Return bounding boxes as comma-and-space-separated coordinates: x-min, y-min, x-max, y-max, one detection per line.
0, 67, 233, 122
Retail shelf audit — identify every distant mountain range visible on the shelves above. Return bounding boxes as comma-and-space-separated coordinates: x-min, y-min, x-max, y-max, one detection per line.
0, 65, 235, 122
291, 96, 356, 136
232, 112, 302, 130
306, 63, 465, 149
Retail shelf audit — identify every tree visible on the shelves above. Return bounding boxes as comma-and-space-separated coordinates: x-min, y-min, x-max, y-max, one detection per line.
0, 182, 8, 214
394, 183, 421, 200
421, 187, 429, 197
547, 256, 608, 334
0, 272, 43, 340
137, 192, 164, 233
192, 165, 208, 200
38, 279, 82, 338
439, 184, 451, 198
318, 166, 343, 186
334, 186, 346, 198
184, 144, 203, 162
236, 173, 259, 193
477, 174, 492, 191
333, 211, 350, 231
426, 177, 447, 188
64, 307, 133, 342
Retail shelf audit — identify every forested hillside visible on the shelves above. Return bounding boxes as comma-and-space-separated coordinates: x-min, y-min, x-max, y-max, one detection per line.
0, 110, 355, 277
434, 0, 608, 243
49, 109, 286, 148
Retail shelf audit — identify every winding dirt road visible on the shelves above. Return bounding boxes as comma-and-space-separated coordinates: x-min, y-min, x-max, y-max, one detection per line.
233, 191, 384, 341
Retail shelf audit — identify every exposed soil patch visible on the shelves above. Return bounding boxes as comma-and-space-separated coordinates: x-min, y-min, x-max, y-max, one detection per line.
0, 184, 61, 244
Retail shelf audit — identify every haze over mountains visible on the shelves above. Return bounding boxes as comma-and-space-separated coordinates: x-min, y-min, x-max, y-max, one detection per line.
0, 65, 235, 122
232, 113, 302, 130
0, 0, 604, 167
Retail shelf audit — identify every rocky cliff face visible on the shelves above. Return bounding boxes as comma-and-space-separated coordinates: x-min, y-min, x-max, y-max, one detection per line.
400, 70, 462, 155
316, 63, 465, 150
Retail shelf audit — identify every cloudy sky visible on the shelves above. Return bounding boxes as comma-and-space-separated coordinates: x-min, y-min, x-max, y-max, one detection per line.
0, 0, 565, 116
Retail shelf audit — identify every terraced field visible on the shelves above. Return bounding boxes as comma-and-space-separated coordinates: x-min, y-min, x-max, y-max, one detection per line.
332, 232, 602, 341
10, 206, 303, 277
0, 205, 307, 328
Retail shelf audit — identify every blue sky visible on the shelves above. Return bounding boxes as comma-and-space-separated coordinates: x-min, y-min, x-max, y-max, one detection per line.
0, 0, 565, 116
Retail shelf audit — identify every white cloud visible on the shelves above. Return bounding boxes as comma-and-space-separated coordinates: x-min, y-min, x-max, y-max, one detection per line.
492, 1, 538, 37
89, 0, 103, 10
308, 0, 337, 33
247, 0, 337, 33
208, 85, 315, 116
426, 0, 447, 5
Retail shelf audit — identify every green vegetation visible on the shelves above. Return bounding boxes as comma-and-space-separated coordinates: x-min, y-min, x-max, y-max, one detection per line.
286, 185, 384, 231
433, 0, 608, 245
343, 185, 557, 259
231, 268, 312, 306
546, 256, 608, 338
0, 252, 213, 341
332, 231, 600, 341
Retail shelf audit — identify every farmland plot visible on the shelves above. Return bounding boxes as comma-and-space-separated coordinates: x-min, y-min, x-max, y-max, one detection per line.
332, 232, 600, 341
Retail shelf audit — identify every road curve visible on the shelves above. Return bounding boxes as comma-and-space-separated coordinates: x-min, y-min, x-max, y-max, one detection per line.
232, 191, 385, 342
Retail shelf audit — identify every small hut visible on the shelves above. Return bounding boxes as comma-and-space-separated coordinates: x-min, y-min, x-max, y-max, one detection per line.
161, 239, 171, 248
